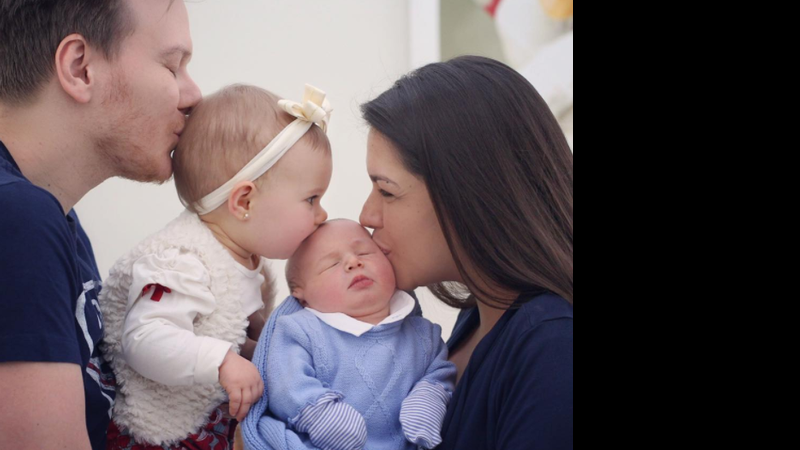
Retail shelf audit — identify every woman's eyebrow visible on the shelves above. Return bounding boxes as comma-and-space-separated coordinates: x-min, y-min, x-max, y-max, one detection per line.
370, 175, 397, 185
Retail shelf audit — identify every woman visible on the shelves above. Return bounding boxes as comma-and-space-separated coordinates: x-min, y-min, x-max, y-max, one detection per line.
360, 56, 573, 450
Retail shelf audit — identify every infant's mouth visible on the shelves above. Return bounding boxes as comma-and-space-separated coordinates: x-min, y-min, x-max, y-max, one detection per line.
349, 275, 373, 289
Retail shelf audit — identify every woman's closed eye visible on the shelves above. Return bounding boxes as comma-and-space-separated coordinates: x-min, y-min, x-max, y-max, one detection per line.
378, 189, 394, 198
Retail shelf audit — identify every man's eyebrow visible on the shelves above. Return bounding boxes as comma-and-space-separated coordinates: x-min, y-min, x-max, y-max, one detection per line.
160, 46, 192, 61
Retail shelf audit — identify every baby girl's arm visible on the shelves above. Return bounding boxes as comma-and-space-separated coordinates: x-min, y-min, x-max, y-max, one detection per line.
399, 322, 457, 449
121, 251, 232, 386
267, 316, 367, 450
219, 349, 263, 422
241, 265, 277, 361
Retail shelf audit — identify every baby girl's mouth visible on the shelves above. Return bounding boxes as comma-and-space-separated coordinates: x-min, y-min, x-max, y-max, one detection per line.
349, 275, 373, 289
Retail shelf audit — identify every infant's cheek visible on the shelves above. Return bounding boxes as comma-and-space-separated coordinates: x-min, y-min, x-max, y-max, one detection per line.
379, 262, 398, 288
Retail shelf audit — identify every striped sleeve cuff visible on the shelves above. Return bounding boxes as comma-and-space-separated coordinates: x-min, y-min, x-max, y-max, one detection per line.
293, 392, 367, 450
399, 381, 451, 449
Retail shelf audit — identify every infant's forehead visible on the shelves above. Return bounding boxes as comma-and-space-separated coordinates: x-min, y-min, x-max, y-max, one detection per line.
308, 221, 372, 248
299, 220, 371, 256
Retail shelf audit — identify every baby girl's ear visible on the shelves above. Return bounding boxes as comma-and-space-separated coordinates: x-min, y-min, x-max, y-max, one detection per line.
227, 180, 257, 221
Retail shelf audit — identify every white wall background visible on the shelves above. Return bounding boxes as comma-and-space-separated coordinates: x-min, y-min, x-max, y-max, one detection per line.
75, 0, 461, 339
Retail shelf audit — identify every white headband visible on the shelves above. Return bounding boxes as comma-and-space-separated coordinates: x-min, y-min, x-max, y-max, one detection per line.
190, 84, 333, 216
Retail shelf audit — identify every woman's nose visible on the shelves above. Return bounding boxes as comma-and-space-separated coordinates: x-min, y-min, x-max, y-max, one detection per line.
360, 191, 382, 230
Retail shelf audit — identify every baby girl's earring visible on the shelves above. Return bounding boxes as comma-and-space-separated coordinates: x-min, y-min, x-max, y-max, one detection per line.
243, 213, 250, 220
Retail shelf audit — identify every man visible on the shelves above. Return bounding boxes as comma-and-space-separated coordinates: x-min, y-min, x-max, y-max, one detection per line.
0, 1, 202, 449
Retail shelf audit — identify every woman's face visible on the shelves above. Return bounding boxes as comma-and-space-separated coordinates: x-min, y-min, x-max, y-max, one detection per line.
359, 129, 461, 291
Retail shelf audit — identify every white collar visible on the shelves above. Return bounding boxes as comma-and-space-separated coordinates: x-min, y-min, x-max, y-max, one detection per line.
305, 290, 415, 337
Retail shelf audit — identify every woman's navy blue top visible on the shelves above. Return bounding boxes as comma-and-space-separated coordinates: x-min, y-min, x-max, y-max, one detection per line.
438, 293, 573, 450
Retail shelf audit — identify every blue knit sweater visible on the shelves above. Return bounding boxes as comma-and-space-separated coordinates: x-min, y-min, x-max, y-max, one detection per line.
242, 297, 455, 450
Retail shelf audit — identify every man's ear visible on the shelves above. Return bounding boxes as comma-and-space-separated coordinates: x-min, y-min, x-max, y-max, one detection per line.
227, 181, 257, 221
55, 34, 96, 104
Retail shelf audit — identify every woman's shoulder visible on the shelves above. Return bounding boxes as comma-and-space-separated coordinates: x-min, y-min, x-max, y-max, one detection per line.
494, 293, 573, 381
498, 293, 573, 361
513, 292, 573, 332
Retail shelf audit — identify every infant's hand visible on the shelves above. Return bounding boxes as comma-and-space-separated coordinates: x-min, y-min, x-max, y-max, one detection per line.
219, 350, 264, 421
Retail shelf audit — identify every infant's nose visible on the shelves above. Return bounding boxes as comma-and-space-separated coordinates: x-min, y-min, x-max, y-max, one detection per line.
346, 258, 364, 271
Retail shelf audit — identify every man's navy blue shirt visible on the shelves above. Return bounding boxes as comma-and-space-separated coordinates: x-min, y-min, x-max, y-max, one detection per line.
0, 140, 116, 450
439, 293, 574, 450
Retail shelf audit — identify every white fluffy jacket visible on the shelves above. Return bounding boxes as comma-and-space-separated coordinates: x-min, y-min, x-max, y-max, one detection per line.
100, 211, 249, 445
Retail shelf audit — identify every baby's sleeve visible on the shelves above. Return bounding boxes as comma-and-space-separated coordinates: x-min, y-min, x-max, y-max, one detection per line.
267, 316, 367, 450
400, 321, 457, 449
121, 249, 232, 386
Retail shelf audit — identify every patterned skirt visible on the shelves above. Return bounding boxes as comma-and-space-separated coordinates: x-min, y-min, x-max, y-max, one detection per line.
106, 407, 237, 450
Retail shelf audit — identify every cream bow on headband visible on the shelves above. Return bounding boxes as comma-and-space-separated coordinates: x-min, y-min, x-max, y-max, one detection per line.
278, 85, 332, 133
190, 84, 332, 216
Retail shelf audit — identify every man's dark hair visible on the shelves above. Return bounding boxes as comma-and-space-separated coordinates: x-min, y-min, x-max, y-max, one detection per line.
0, 0, 135, 105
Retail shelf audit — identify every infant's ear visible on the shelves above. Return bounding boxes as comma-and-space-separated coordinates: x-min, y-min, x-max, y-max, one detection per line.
292, 288, 306, 305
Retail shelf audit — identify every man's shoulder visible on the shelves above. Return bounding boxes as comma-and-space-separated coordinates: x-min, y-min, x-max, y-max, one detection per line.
0, 179, 74, 260
0, 177, 66, 228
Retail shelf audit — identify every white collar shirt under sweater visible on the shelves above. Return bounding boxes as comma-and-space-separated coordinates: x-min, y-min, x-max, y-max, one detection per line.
304, 290, 415, 337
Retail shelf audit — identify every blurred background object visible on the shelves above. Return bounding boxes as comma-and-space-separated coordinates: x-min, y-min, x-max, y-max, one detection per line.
446, 0, 574, 148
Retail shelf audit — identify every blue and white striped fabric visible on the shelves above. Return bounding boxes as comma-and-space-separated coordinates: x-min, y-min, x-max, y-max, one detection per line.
294, 392, 367, 450
399, 381, 451, 449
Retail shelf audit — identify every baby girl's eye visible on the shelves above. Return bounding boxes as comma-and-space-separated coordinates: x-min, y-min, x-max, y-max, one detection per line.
306, 196, 318, 205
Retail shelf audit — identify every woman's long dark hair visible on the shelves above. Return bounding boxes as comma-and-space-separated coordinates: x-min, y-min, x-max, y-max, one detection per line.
362, 56, 573, 308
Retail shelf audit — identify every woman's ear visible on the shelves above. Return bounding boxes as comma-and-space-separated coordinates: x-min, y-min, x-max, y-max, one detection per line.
227, 181, 257, 221
55, 34, 95, 104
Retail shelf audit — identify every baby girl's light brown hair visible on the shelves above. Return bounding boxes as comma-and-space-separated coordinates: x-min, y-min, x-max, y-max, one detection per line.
173, 84, 331, 214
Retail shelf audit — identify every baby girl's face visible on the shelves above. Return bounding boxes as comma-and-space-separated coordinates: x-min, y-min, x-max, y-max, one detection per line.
292, 220, 397, 318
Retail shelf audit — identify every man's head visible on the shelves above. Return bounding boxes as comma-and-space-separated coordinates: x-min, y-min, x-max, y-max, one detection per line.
0, 0, 133, 105
286, 220, 397, 318
0, 0, 202, 183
